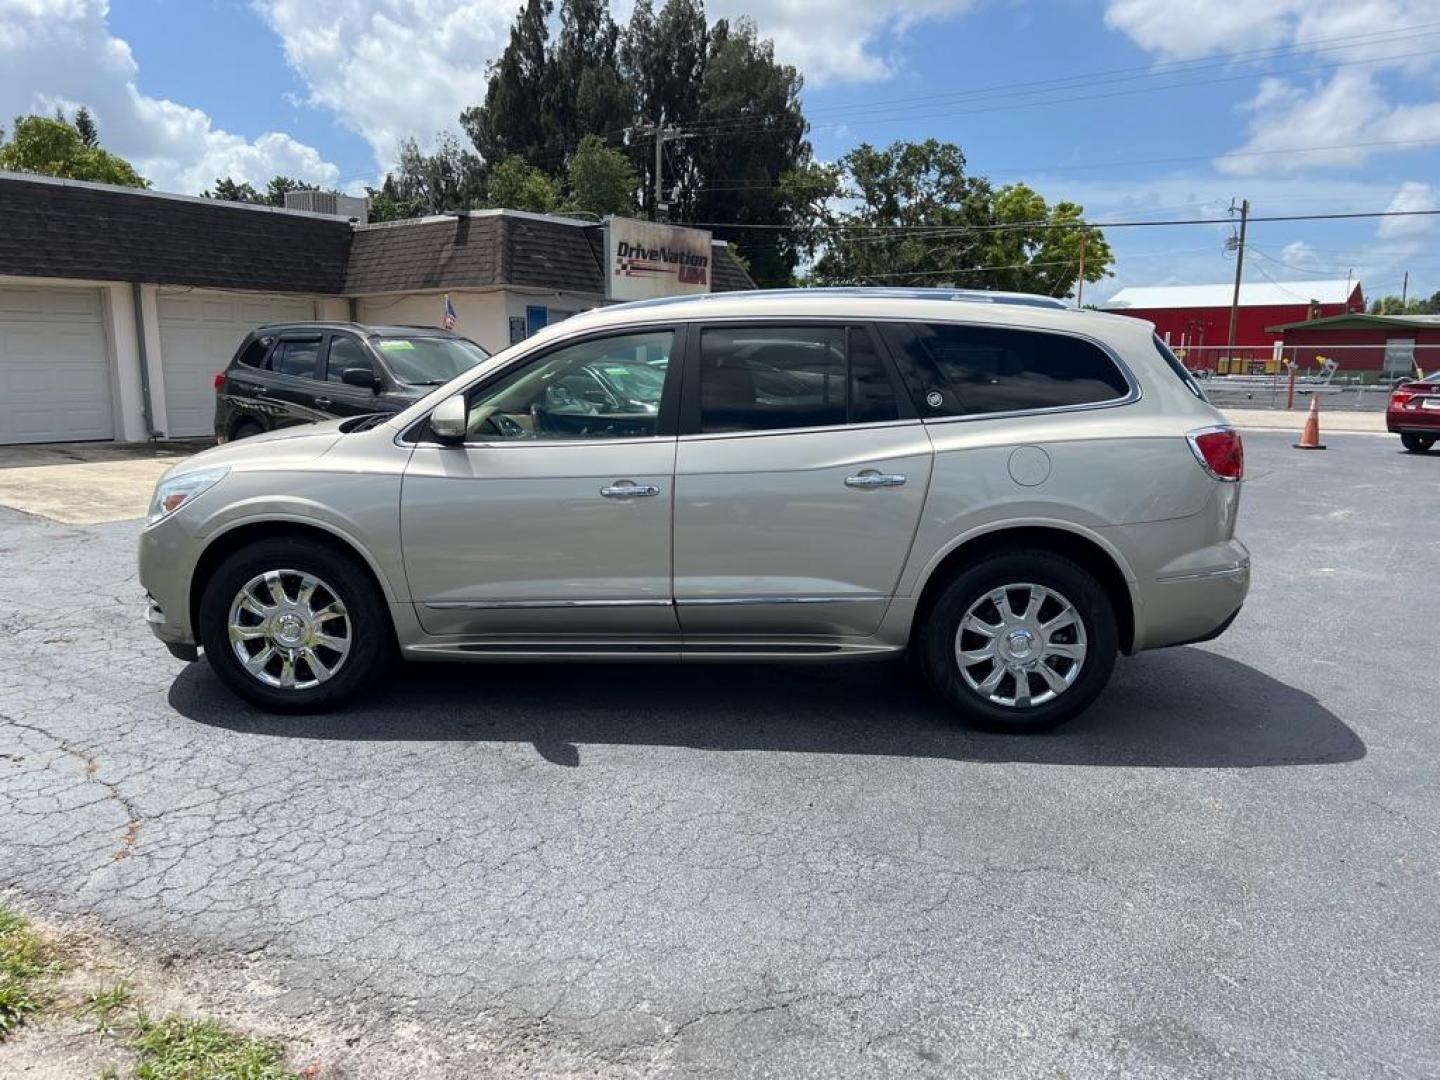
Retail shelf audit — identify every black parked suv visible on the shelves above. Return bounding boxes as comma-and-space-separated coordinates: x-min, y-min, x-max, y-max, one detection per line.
214, 322, 489, 441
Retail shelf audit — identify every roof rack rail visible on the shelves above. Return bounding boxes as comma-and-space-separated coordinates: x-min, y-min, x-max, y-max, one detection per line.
608, 286, 1072, 313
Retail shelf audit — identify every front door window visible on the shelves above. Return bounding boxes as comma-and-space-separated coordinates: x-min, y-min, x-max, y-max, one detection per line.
464, 330, 673, 441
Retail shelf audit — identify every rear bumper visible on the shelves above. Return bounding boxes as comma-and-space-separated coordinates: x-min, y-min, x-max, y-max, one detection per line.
1124, 535, 1250, 651
1388, 409, 1440, 434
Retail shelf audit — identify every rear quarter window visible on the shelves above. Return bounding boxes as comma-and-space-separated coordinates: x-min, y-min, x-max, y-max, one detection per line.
234, 336, 273, 368
1152, 335, 1210, 402
879, 322, 1131, 417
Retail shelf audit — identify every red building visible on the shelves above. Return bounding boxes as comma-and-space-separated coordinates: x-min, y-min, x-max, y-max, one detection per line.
1267, 313, 1440, 377
1103, 279, 1364, 369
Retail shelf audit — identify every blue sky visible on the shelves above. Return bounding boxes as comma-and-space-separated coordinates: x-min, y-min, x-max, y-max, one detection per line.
4, 0, 1439, 303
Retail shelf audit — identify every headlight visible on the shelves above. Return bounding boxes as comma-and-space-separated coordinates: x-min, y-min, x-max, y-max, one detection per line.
146, 467, 229, 526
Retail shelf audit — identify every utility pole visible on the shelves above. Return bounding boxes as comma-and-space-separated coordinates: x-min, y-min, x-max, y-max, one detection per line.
1402, 270, 1409, 309
1226, 198, 1249, 359
628, 121, 686, 222
1075, 228, 1088, 307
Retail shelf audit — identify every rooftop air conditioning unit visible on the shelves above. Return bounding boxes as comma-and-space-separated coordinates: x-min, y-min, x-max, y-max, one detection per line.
283, 190, 369, 225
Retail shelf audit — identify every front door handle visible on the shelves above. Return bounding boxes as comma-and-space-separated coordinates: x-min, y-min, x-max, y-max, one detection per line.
845, 471, 906, 488
600, 480, 661, 498
314, 397, 333, 408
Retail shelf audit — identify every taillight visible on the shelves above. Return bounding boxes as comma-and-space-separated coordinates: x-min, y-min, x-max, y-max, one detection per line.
213, 371, 226, 390
1187, 427, 1244, 482
1392, 387, 1416, 408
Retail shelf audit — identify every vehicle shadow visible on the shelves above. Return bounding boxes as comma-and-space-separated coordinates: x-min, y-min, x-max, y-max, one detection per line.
170, 646, 1365, 770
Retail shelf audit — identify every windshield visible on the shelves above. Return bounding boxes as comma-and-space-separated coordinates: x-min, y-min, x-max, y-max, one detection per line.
374, 336, 489, 385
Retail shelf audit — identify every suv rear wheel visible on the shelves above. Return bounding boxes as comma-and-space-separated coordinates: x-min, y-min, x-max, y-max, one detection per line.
920, 550, 1118, 732
198, 537, 390, 712
1400, 433, 1435, 453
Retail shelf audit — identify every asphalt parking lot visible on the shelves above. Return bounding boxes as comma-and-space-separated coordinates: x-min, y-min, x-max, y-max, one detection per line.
2, 430, 1436, 1079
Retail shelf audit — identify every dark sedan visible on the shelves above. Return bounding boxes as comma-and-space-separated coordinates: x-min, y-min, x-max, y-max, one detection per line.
214, 322, 489, 442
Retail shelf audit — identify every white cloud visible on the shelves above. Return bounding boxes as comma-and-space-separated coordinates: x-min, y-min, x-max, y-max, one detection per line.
1281, 240, 1321, 269
252, 1, 514, 173
707, 0, 977, 86
0, 0, 340, 194
1376, 180, 1436, 241
1104, 0, 1440, 174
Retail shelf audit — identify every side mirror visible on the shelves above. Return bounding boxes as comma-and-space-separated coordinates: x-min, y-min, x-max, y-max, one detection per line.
429, 393, 467, 444
342, 367, 380, 390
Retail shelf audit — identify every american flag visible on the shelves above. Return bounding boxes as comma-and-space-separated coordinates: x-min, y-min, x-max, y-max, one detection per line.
441, 294, 458, 331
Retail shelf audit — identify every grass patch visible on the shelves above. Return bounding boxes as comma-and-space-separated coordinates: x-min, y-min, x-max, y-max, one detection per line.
128, 1014, 300, 1080
80, 980, 134, 1034
0, 905, 61, 1038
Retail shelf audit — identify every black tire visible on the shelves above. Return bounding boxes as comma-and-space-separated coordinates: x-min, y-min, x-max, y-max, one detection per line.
1400, 433, 1435, 453
197, 537, 391, 712
919, 550, 1118, 733
230, 419, 265, 441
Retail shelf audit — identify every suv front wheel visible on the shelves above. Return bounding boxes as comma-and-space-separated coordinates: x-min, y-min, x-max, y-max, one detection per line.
920, 550, 1118, 732
198, 537, 390, 712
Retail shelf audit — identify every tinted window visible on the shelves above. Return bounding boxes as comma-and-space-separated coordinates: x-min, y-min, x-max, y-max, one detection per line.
1153, 335, 1208, 402
880, 323, 1129, 417
235, 336, 272, 368
698, 325, 898, 434
270, 338, 320, 379
326, 337, 373, 383
463, 331, 673, 441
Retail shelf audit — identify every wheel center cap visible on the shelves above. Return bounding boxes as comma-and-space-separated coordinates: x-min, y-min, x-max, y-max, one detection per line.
1005, 629, 1036, 660
273, 613, 306, 646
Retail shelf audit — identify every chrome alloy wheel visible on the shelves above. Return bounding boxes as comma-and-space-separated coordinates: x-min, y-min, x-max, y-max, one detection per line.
954, 583, 1087, 709
226, 569, 351, 690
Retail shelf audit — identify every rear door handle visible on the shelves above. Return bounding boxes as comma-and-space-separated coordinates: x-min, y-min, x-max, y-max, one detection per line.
601, 481, 661, 498
314, 397, 333, 408
251, 385, 269, 396
845, 471, 906, 488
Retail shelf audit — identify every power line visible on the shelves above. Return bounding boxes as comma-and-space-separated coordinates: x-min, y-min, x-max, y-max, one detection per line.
686, 207, 1440, 233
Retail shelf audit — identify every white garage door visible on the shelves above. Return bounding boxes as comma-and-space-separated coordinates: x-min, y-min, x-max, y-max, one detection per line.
0, 285, 114, 445
157, 291, 315, 437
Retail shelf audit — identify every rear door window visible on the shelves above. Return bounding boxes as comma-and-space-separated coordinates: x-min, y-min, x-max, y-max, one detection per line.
269, 337, 322, 379
696, 325, 900, 434
879, 322, 1130, 417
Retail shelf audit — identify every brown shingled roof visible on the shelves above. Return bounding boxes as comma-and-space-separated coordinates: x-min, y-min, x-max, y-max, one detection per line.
0, 174, 756, 296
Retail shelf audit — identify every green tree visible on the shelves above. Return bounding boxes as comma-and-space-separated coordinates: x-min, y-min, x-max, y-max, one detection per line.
808, 139, 991, 286
563, 134, 637, 216
620, 0, 707, 217
806, 139, 1112, 297
73, 106, 99, 148
381, 134, 485, 215
461, 0, 554, 171
487, 154, 560, 212
202, 175, 321, 208
975, 183, 1113, 298
549, 0, 631, 160
684, 18, 810, 286
0, 114, 146, 186
201, 177, 264, 203
1370, 292, 1440, 315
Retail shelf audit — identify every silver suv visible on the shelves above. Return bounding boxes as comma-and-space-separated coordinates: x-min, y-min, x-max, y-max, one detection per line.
139, 288, 1249, 732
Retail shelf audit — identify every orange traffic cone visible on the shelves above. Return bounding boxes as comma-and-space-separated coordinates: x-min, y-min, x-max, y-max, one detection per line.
1294, 395, 1326, 450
